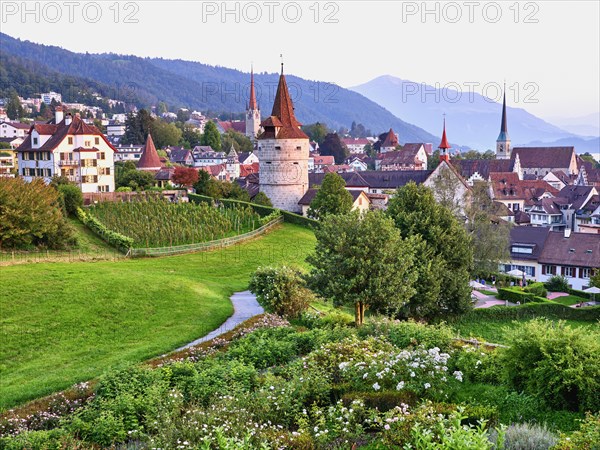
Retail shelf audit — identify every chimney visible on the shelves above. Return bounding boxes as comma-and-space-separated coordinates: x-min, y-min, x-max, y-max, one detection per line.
65, 113, 73, 126
55, 105, 64, 123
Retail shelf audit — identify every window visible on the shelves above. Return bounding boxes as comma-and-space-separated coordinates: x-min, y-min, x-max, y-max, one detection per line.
95, 137, 100, 145
98, 185, 109, 193
542, 265, 557, 276
275, 146, 281, 150
581, 268, 591, 279
564, 267, 576, 278
68, 137, 73, 145
84, 141, 91, 147
512, 246, 533, 255
33, 137, 38, 145
96, 152, 105, 160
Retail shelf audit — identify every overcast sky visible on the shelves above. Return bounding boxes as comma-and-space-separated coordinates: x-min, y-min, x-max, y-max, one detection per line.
2, 1, 598, 121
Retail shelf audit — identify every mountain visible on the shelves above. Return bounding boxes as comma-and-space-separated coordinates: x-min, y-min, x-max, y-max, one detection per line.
546, 112, 600, 137
0, 33, 439, 144
525, 136, 600, 156
350, 75, 599, 153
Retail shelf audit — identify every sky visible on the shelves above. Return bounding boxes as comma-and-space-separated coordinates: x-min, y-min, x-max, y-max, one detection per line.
1, 0, 599, 123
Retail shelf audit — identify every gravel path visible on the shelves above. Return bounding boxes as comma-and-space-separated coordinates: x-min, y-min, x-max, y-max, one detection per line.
176, 290, 263, 351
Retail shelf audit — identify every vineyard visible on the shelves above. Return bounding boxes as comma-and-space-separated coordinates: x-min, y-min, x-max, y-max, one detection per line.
88, 197, 264, 248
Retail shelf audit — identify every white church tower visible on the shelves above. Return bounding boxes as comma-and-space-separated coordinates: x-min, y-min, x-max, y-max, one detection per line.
496, 87, 511, 160
257, 63, 309, 212
245, 67, 261, 141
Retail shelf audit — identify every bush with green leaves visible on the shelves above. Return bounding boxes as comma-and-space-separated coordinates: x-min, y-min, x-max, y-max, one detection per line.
358, 318, 455, 351
499, 319, 600, 412
501, 423, 557, 450
554, 413, 600, 450
249, 265, 313, 318
546, 275, 570, 292
523, 282, 548, 298
56, 184, 83, 216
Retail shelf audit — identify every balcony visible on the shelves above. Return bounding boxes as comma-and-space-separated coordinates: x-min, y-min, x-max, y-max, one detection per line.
58, 159, 79, 166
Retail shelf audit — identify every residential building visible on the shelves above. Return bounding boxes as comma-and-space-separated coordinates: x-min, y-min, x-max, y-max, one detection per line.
41, 91, 62, 105
168, 147, 194, 166
0, 151, 15, 177
379, 128, 399, 153
502, 226, 550, 278
192, 147, 228, 167
16, 108, 115, 193
106, 121, 126, 137
376, 143, 428, 171
0, 121, 30, 138
238, 152, 259, 165
113, 144, 144, 162
298, 188, 371, 217
312, 155, 335, 173
341, 137, 371, 153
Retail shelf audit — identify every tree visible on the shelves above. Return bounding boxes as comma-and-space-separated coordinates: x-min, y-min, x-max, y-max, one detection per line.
0, 177, 76, 249
201, 121, 222, 151
252, 191, 273, 207
193, 169, 212, 195
465, 181, 511, 277
319, 133, 349, 164
179, 124, 203, 148
307, 211, 418, 326
157, 102, 168, 115
580, 153, 600, 169
308, 172, 353, 220
122, 109, 154, 145
6, 89, 24, 120
57, 184, 83, 216
364, 143, 377, 159
302, 122, 329, 144
387, 182, 473, 318
172, 166, 199, 187
428, 163, 466, 217
151, 120, 182, 149
221, 129, 254, 153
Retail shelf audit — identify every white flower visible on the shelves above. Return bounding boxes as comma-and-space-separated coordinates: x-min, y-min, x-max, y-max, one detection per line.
363, 372, 369, 379
384, 424, 390, 430
410, 371, 415, 378
339, 362, 350, 370
424, 383, 431, 389
396, 381, 405, 390
453, 371, 463, 382
373, 382, 381, 391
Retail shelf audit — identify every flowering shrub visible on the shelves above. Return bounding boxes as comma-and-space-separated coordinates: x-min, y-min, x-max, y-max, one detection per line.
501, 423, 557, 450
358, 318, 455, 351
451, 344, 503, 384
554, 413, 600, 450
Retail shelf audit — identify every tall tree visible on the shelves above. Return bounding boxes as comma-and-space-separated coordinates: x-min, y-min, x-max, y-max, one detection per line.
308, 172, 353, 220
465, 181, 511, 276
172, 166, 199, 187
387, 182, 473, 318
302, 122, 329, 144
6, 89, 24, 120
193, 169, 212, 195
307, 211, 418, 325
122, 109, 154, 145
151, 120, 182, 149
201, 121, 222, 151
221, 129, 254, 153
428, 164, 466, 217
319, 133, 349, 164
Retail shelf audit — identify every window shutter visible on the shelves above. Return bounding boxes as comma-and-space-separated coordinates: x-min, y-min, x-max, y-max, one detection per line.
561, 266, 565, 276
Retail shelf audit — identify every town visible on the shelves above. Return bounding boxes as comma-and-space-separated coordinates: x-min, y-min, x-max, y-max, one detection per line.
1, 9, 599, 446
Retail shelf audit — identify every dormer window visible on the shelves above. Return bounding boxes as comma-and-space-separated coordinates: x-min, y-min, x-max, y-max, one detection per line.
33, 137, 38, 146
68, 137, 73, 145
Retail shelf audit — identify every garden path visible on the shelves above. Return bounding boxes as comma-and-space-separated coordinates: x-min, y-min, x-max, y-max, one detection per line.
177, 290, 263, 351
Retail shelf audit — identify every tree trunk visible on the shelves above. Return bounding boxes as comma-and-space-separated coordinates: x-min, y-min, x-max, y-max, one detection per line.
355, 302, 361, 327
360, 302, 366, 324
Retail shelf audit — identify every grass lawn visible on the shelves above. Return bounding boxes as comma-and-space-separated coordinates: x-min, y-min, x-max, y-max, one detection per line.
0, 223, 315, 410
452, 316, 597, 344
550, 295, 587, 306
476, 289, 498, 296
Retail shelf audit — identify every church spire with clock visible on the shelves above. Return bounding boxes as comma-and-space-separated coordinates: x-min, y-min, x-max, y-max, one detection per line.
496, 86, 511, 160
245, 66, 261, 142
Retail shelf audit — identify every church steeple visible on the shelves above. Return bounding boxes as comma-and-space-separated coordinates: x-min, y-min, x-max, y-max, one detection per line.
439, 116, 451, 163
245, 65, 261, 141
496, 85, 511, 160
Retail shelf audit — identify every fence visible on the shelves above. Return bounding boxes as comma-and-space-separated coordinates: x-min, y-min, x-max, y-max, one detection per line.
128, 215, 284, 257
0, 248, 124, 266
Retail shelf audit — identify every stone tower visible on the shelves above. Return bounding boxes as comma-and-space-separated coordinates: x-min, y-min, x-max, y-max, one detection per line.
245, 67, 261, 141
257, 64, 309, 213
496, 87, 511, 160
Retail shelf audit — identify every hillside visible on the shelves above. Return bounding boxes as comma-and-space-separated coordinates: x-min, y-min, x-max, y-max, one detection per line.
0, 33, 439, 143
351, 75, 598, 152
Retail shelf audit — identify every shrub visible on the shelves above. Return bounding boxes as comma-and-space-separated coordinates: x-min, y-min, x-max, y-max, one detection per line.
0, 428, 83, 449
523, 282, 548, 298
497, 287, 548, 304
0, 177, 76, 249
499, 319, 600, 412
57, 184, 83, 216
554, 413, 600, 450
358, 318, 455, 351
502, 423, 557, 450
451, 345, 503, 384
115, 186, 132, 192
249, 265, 313, 318
453, 303, 600, 322
76, 207, 134, 251
546, 275, 569, 292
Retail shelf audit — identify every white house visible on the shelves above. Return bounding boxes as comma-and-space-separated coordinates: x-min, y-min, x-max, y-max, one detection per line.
16, 108, 115, 193
0, 121, 30, 138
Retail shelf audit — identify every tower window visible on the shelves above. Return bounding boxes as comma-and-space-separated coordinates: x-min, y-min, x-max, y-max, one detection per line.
296, 146, 302, 150
275, 146, 281, 150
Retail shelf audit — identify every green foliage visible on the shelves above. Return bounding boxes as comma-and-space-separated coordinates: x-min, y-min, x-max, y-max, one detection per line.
524, 282, 548, 298
307, 172, 354, 220
76, 207, 134, 251
0, 428, 82, 449
308, 211, 418, 325
497, 287, 549, 304
192, 168, 212, 195
502, 423, 557, 450
301, 122, 329, 144
554, 413, 600, 450
455, 302, 600, 322
201, 121, 222, 150
387, 182, 473, 319
0, 177, 76, 249
499, 319, 600, 412
5, 88, 24, 119
319, 132, 349, 164
546, 275, 570, 292
251, 191, 273, 207
115, 161, 156, 191
249, 266, 313, 318
56, 184, 83, 216
122, 109, 154, 145
358, 318, 455, 351
87, 197, 261, 248
221, 129, 254, 153
150, 119, 182, 149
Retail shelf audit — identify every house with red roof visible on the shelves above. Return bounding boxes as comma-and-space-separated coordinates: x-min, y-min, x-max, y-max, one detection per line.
380, 128, 399, 153
341, 137, 371, 154
16, 107, 115, 192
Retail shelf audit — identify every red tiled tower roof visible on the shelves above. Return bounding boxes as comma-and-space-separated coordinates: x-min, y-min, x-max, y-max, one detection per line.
439, 118, 451, 163
259, 67, 308, 140
138, 134, 162, 170
249, 67, 258, 110
381, 128, 399, 148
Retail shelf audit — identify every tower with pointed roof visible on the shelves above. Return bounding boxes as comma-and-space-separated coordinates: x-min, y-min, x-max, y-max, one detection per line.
496, 87, 511, 160
438, 117, 451, 163
138, 134, 162, 171
380, 128, 399, 153
226, 143, 240, 179
257, 63, 309, 212
245, 67, 261, 141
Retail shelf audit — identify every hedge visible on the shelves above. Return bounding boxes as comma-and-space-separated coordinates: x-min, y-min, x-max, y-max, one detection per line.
76, 207, 134, 252
454, 303, 600, 322
523, 282, 548, 298
188, 193, 319, 228
497, 288, 550, 304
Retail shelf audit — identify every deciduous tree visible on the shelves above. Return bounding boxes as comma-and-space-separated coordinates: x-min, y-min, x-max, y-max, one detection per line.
319, 133, 349, 164
172, 166, 199, 187
201, 121, 222, 151
308, 172, 353, 220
